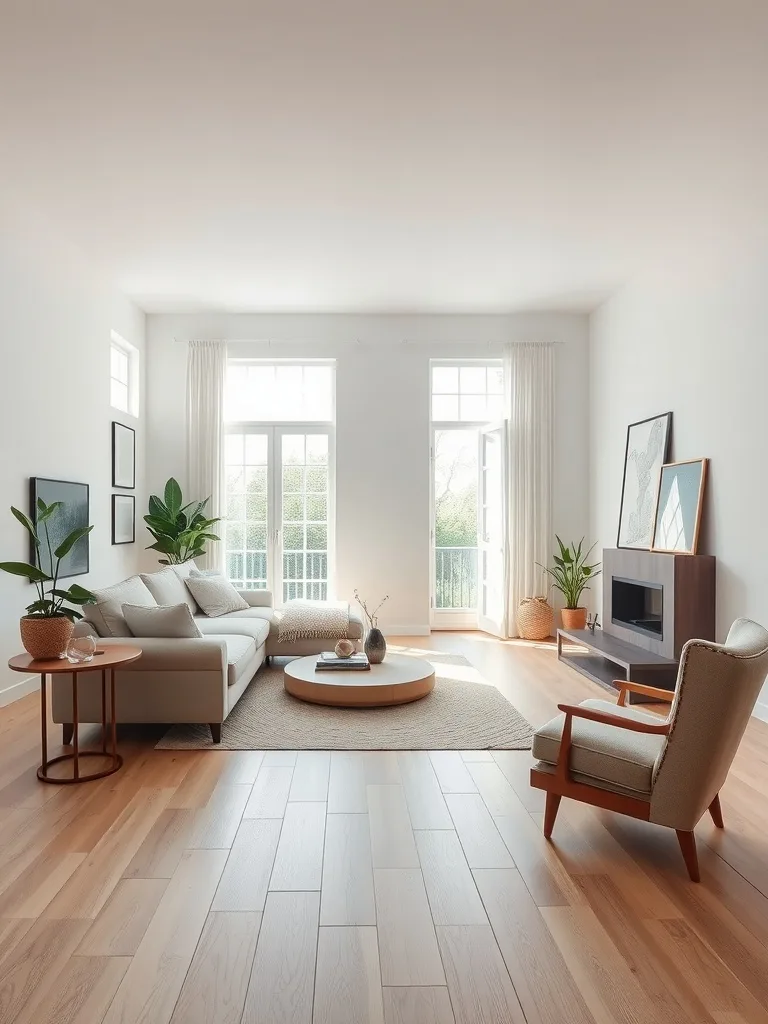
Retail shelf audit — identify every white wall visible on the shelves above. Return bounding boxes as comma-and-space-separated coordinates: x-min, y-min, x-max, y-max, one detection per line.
146, 313, 590, 633
590, 251, 768, 720
0, 202, 146, 704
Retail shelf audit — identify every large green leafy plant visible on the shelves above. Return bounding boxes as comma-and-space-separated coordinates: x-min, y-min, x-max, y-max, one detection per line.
0, 502, 95, 619
144, 478, 221, 565
537, 536, 601, 610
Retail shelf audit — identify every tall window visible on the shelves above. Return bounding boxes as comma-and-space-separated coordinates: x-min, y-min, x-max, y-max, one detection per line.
110, 333, 139, 416
224, 360, 334, 602
430, 361, 504, 627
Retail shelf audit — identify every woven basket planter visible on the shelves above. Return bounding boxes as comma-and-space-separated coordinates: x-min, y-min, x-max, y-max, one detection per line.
517, 597, 554, 640
19, 615, 74, 660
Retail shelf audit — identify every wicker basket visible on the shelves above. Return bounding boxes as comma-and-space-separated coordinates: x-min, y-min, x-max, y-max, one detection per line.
517, 597, 554, 640
19, 614, 74, 660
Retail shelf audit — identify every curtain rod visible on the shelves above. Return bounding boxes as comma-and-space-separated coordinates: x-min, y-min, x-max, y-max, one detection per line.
175, 337, 566, 346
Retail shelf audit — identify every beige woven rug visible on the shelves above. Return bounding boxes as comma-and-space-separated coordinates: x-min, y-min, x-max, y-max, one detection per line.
156, 649, 532, 751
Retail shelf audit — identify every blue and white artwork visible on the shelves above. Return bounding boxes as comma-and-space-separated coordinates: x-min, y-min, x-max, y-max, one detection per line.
30, 478, 90, 578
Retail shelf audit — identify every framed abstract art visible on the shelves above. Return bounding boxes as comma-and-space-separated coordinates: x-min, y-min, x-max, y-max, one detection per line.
112, 421, 136, 489
29, 478, 90, 577
651, 458, 708, 554
617, 412, 672, 549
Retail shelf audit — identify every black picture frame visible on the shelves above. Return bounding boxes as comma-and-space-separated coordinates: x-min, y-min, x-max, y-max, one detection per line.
112, 494, 136, 545
112, 421, 136, 489
29, 478, 90, 578
616, 412, 673, 550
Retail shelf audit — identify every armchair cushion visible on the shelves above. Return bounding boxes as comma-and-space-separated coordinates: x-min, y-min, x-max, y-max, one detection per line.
532, 698, 667, 796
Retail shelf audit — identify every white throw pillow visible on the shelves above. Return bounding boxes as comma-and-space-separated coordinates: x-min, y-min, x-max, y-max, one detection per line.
122, 603, 203, 638
184, 575, 249, 617
88, 576, 157, 637
141, 566, 198, 612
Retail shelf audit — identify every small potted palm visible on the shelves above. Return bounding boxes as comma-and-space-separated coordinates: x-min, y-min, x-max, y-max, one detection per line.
144, 478, 221, 564
0, 502, 95, 659
538, 536, 601, 631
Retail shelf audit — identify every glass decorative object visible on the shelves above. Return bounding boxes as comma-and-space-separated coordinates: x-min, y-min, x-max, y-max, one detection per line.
65, 635, 97, 664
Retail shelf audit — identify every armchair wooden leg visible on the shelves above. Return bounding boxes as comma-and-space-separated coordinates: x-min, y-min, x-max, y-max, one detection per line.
543, 793, 562, 839
209, 723, 222, 744
676, 830, 700, 882
708, 793, 724, 828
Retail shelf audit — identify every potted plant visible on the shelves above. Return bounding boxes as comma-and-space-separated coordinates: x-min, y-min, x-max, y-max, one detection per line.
144, 478, 221, 565
0, 502, 95, 659
538, 536, 601, 631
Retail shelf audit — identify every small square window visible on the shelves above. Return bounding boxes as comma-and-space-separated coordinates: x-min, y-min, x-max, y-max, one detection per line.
110, 333, 139, 416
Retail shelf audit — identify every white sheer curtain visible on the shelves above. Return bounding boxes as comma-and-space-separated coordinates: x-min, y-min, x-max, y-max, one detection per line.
504, 342, 555, 637
187, 340, 226, 571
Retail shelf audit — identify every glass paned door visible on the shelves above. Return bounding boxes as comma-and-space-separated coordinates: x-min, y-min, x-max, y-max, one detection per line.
280, 432, 330, 602
431, 428, 479, 626
224, 426, 333, 602
477, 423, 507, 637
224, 431, 270, 589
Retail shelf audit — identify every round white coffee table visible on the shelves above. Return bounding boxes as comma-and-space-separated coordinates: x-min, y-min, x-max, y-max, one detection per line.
284, 653, 435, 708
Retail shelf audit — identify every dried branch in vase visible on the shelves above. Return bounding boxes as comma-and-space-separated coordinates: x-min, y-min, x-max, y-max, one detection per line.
354, 589, 390, 629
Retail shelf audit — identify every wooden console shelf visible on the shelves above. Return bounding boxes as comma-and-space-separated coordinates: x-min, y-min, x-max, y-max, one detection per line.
557, 628, 678, 701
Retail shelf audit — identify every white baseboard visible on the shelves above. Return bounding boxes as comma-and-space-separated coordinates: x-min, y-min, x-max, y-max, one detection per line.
382, 626, 431, 637
0, 673, 36, 708
753, 699, 768, 724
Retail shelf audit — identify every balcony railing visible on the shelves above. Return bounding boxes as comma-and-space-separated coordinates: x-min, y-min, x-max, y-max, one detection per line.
435, 546, 477, 609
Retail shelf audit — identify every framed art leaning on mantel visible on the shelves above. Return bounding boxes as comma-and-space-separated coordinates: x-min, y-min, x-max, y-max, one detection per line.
617, 412, 672, 550
651, 458, 709, 555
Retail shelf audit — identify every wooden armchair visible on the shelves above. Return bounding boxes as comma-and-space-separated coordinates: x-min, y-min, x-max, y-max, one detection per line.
530, 618, 768, 881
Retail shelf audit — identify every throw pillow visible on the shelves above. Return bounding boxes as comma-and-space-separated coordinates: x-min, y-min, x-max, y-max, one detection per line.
141, 566, 197, 612
88, 576, 157, 637
184, 575, 249, 617
122, 603, 203, 638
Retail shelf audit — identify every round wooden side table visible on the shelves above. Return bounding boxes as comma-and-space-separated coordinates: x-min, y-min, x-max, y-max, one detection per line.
8, 645, 142, 784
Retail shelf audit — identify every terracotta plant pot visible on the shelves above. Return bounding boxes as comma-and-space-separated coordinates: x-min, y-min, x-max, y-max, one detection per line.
517, 597, 554, 640
19, 615, 74, 660
560, 607, 588, 631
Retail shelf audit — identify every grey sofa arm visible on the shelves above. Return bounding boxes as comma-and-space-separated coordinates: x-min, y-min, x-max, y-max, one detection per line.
236, 589, 274, 608
90, 636, 228, 673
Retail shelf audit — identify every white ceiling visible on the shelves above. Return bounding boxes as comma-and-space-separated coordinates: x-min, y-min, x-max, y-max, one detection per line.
1, 0, 767, 313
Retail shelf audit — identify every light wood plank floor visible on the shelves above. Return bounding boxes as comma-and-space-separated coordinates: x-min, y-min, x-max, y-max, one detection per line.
1, 632, 768, 1024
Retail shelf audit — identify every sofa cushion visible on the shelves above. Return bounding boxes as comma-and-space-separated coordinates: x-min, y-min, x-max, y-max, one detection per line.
532, 698, 666, 796
141, 567, 197, 612
195, 614, 270, 646
219, 634, 259, 686
123, 603, 203, 639
87, 576, 157, 637
185, 575, 249, 617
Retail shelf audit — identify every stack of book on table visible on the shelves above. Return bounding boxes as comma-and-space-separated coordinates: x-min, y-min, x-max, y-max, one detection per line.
315, 651, 371, 671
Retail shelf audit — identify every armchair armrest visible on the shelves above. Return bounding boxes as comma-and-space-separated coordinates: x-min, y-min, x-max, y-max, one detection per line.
615, 680, 675, 706
555, 702, 670, 782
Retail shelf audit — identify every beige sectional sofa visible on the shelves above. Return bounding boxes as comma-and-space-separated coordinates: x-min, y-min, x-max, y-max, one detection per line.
51, 563, 363, 743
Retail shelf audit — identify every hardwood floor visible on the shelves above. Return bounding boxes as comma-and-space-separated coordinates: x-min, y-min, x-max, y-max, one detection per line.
1, 632, 768, 1024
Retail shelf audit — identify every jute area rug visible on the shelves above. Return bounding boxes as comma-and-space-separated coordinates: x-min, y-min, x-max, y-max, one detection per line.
156, 649, 533, 751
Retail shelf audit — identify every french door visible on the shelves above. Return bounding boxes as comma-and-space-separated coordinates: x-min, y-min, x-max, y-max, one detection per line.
430, 422, 507, 634
477, 423, 507, 637
223, 425, 334, 604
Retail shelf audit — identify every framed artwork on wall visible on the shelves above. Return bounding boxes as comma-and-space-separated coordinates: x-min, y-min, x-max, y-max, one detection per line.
29, 478, 90, 578
617, 412, 672, 549
651, 459, 709, 555
112, 494, 135, 545
112, 421, 135, 489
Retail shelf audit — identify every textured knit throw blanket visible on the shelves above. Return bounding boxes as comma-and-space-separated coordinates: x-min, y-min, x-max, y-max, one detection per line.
277, 600, 350, 643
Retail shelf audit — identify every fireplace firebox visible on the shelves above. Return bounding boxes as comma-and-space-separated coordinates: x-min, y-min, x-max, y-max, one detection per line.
612, 576, 663, 640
